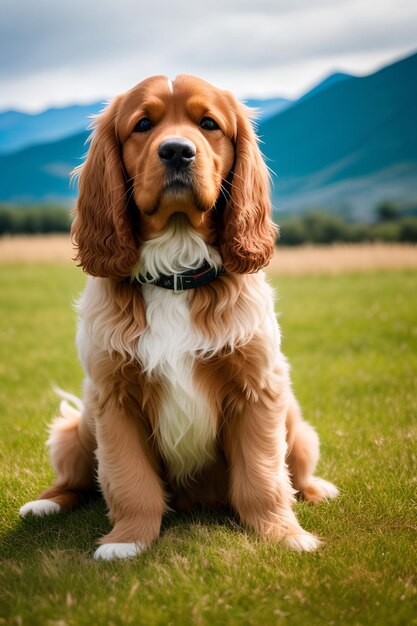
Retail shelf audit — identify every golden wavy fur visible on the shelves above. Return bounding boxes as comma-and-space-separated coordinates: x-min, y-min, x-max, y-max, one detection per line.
20, 75, 338, 560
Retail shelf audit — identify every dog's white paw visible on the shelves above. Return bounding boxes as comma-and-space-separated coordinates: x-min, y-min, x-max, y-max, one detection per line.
93, 542, 146, 561
19, 499, 61, 518
301, 478, 340, 504
284, 531, 321, 552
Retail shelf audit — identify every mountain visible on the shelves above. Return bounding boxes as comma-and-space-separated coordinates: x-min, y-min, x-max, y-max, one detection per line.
296, 72, 352, 104
242, 97, 292, 120
0, 52, 416, 217
0, 131, 87, 203
0, 102, 103, 154
243, 73, 350, 122
260, 52, 417, 218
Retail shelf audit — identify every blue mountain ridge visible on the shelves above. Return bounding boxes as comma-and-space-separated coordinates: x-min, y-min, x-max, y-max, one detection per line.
0, 131, 88, 203
0, 102, 103, 155
260, 51, 417, 217
242, 97, 292, 120
296, 72, 351, 104
0, 52, 416, 217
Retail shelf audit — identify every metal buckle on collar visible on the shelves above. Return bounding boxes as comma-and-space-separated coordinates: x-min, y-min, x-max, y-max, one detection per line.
136, 271, 156, 286
173, 273, 184, 293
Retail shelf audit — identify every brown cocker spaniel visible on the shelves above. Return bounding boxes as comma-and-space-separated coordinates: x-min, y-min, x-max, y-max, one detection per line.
20, 75, 338, 560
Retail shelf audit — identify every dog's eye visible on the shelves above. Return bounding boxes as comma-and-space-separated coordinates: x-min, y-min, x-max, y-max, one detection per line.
199, 117, 220, 131
133, 118, 153, 133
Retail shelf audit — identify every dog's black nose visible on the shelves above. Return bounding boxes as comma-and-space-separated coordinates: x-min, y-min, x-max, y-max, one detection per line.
158, 137, 196, 168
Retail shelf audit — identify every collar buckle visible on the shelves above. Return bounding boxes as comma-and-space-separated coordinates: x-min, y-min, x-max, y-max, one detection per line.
173, 273, 184, 294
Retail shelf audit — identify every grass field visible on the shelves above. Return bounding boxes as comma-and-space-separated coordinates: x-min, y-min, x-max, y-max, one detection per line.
0, 262, 416, 625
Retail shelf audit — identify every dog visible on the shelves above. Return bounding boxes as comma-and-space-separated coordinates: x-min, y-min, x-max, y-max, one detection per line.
19, 75, 338, 560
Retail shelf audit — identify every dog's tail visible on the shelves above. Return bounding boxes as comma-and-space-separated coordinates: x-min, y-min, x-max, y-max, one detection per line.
19, 387, 94, 518
48, 387, 95, 495
52, 385, 84, 420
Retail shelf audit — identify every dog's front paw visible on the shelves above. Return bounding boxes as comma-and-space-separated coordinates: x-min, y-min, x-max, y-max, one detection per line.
93, 542, 147, 561
19, 499, 62, 518
301, 478, 339, 504
284, 531, 321, 552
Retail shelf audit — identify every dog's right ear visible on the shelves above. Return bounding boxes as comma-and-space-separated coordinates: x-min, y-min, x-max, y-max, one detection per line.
71, 97, 139, 278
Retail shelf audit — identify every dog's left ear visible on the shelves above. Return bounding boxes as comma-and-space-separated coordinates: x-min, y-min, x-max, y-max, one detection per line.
218, 97, 277, 274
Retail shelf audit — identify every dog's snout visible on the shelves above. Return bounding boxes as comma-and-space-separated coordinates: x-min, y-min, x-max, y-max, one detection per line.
158, 137, 196, 168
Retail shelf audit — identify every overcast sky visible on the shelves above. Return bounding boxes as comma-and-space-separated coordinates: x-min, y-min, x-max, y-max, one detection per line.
1, 0, 417, 112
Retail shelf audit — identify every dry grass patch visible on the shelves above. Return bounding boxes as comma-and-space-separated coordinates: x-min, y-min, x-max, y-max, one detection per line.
0, 236, 416, 275
0, 235, 74, 263
268, 242, 417, 275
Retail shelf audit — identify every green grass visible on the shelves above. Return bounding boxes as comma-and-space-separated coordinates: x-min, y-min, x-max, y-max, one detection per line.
0, 265, 416, 626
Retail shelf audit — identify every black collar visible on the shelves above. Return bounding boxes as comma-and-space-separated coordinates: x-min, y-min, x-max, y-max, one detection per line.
134, 261, 225, 293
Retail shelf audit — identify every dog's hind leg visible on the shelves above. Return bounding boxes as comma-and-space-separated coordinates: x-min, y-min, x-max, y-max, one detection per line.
285, 395, 339, 503
19, 385, 97, 517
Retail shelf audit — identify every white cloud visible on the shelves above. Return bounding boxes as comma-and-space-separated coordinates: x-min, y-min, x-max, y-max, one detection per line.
1, 0, 417, 111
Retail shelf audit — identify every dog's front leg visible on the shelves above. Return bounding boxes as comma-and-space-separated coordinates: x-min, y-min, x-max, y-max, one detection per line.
93, 396, 165, 561
223, 374, 321, 552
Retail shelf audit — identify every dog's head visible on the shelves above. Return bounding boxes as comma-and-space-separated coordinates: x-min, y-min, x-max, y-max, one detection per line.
72, 74, 277, 277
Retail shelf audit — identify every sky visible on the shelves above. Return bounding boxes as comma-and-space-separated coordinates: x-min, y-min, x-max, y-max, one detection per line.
1, 0, 417, 112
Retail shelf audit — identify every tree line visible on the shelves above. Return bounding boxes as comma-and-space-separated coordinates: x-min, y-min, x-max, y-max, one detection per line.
0, 201, 416, 244
0, 205, 71, 235
278, 202, 417, 245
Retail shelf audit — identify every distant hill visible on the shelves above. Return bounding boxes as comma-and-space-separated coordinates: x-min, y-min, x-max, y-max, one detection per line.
0, 131, 87, 203
297, 72, 352, 104
0, 103, 102, 154
242, 97, 292, 120
0, 53, 416, 218
261, 52, 417, 218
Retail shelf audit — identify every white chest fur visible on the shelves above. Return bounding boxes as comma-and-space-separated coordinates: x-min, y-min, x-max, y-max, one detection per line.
138, 286, 216, 480
135, 216, 222, 480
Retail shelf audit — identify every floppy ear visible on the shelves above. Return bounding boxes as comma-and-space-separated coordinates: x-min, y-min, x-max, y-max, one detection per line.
71, 97, 139, 278
218, 99, 277, 274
